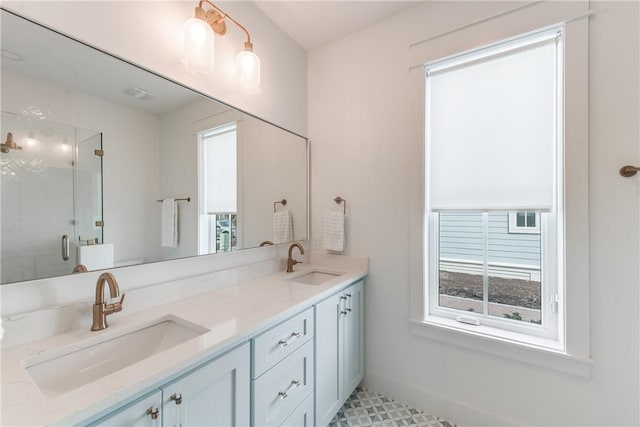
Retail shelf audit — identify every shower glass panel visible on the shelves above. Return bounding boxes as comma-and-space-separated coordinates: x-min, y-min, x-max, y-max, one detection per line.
75, 131, 103, 245
1, 112, 103, 283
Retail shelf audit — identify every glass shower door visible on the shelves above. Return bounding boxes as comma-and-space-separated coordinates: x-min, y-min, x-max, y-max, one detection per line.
1, 111, 103, 284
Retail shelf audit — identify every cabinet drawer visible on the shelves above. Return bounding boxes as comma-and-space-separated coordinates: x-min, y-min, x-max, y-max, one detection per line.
280, 393, 314, 427
253, 339, 314, 427
253, 307, 314, 378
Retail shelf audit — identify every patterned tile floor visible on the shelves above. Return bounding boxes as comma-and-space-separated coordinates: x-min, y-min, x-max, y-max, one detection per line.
329, 387, 455, 427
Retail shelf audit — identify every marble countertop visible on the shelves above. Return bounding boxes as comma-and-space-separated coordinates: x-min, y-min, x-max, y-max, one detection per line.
1, 254, 368, 426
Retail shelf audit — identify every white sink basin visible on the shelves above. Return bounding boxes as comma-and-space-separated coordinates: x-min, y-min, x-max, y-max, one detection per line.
289, 270, 344, 286
24, 315, 208, 397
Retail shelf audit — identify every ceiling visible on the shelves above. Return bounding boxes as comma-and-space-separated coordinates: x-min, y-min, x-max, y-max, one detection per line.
253, 1, 420, 51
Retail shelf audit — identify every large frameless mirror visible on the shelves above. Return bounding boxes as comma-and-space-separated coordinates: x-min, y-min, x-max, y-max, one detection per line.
0, 8, 309, 285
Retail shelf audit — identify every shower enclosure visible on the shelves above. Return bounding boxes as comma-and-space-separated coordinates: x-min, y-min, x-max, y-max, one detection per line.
1, 111, 103, 284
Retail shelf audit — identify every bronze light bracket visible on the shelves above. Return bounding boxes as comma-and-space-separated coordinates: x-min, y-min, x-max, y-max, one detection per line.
195, 0, 254, 52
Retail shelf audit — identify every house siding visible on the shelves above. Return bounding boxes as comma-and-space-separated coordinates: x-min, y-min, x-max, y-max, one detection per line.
440, 212, 541, 267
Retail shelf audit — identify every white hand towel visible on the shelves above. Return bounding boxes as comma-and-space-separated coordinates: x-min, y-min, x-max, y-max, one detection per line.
323, 208, 345, 251
273, 209, 293, 244
161, 198, 178, 247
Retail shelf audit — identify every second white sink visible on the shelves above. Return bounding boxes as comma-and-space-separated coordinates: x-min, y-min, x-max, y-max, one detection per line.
24, 315, 209, 397
289, 270, 344, 286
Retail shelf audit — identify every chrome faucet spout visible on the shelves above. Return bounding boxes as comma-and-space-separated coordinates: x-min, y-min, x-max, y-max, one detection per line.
286, 243, 305, 273
91, 272, 125, 331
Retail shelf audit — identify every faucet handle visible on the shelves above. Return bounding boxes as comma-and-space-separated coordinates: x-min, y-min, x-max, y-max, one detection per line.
106, 293, 125, 314
114, 293, 126, 311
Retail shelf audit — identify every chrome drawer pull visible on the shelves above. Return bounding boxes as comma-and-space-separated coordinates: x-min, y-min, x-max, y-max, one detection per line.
277, 380, 301, 399
278, 331, 302, 347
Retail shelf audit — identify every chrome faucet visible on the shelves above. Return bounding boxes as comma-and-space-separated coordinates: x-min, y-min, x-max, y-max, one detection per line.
287, 243, 305, 273
91, 272, 125, 331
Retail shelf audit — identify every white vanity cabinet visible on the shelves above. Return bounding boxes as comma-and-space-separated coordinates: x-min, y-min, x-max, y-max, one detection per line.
74, 277, 365, 427
87, 343, 250, 427
315, 280, 365, 427
251, 308, 315, 426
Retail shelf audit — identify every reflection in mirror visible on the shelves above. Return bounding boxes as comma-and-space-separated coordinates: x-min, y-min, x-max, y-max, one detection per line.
1, 112, 103, 283
0, 9, 308, 285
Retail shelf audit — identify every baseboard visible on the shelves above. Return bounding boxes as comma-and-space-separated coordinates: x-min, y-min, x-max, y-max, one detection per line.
363, 371, 521, 426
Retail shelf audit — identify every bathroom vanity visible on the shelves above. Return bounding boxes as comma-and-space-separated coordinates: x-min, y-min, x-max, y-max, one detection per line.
0, 255, 367, 426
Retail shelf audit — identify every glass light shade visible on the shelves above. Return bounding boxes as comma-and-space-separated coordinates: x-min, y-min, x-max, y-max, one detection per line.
182, 18, 214, 73
236, 50, 261, 94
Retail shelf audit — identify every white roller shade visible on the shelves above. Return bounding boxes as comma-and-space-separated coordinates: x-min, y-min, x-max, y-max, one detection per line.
204, 125, 237, 214
426, 30, 560, 211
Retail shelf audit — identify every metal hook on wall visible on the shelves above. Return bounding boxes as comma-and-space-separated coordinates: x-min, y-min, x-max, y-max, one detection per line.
620, 165, 640, 177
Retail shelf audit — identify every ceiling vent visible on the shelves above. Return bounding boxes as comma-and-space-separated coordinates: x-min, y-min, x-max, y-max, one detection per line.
122, 86, 154, 101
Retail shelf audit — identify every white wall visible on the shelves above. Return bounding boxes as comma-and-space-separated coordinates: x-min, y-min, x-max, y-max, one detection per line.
309, 1, 639, 425
242, 117, 307, 246
72, 91, 162, 265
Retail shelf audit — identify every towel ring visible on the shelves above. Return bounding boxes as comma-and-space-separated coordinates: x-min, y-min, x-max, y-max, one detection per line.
273, 199, 287, 212
334, 196, 346, 214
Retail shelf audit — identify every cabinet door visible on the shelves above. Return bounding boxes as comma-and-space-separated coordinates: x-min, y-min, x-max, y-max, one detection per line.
314, 291, 345, 427
162, 343, 250, 427
343, 281, 365, 398
88, 390, 162, 427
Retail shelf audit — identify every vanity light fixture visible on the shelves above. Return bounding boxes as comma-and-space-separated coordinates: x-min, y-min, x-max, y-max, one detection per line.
1, 132, 23, 153
183, 0, 261, 94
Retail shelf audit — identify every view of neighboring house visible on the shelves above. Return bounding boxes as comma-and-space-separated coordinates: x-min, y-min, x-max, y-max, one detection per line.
437, 211, 543, 322
439, 211, 541, 281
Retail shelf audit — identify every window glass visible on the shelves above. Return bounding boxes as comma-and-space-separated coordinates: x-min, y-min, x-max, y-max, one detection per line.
438, 212, 483, 313
487, 212, 541, 324
438, 212, 542, 324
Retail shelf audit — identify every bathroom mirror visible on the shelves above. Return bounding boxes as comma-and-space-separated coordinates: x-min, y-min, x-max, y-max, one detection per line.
0, 9, 308, 285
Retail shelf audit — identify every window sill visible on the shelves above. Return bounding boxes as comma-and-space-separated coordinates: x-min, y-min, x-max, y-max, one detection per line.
409, 317, 592, 377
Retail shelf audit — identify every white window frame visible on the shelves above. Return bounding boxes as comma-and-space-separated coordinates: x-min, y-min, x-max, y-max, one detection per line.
508, 211, 541, 234
407, 1, 591, 378
425, 28, 562, 342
